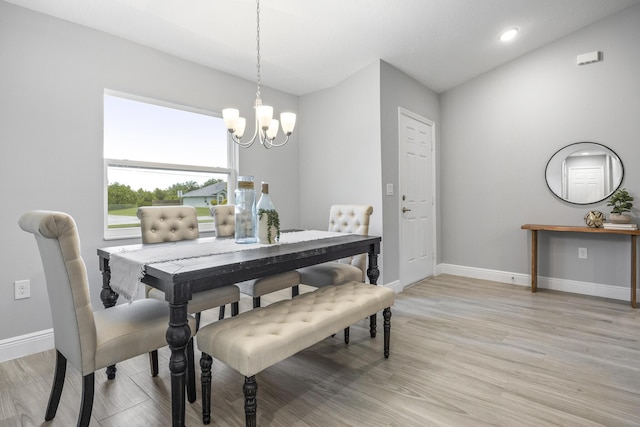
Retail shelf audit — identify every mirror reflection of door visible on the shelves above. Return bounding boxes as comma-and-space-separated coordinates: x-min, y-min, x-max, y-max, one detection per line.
546, 142, 623, 205
567, 166, 604, 203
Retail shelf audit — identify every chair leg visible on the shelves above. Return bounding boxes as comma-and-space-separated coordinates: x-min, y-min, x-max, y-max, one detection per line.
292, 285, 299, 298
186, 338, 196, 403
253, 297, 261, 308
200, 352, 213, 425
106, 364, 116, 380
369, 313, 377, 338
232, 301, 239, 316
244, 375, 258, 427
344, 327, 350, 344
218, 305, 226, 321
149, 351, 159, 377
383, 307, 392, 358
45, 350, 67, 421
78, 373, 94, 427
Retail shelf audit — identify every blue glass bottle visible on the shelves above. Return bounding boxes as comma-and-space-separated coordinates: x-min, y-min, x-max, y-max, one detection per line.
234, 176, 257, 243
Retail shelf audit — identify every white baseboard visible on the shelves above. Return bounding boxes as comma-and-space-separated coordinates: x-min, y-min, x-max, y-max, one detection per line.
0, 329, 54, 363
438, 263, 634, 301
384, 280, 403, 293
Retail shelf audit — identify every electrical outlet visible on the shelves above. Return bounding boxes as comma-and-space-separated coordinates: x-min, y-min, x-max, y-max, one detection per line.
578, 248, 588, 259
14, 279, 30, 300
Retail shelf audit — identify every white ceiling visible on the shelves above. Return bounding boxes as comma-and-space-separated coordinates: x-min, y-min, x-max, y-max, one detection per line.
6, 0, 640, 95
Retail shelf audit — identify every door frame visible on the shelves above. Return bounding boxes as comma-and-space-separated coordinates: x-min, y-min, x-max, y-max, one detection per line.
398, 107, 437, 287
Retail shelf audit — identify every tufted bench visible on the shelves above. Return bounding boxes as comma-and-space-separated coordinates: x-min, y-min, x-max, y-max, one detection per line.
196, 281, 395, 426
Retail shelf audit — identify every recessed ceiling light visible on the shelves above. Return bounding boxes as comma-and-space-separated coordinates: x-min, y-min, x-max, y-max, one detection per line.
499, 27, 519, 42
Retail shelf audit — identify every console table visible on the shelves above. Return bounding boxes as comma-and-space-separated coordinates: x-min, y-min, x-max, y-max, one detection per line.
521, 224, 640, 308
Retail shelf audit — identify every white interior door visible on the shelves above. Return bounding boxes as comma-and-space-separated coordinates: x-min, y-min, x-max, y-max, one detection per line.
399, 109, 434, 286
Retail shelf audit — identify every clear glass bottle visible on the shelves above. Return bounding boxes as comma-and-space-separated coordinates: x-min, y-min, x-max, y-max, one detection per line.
234, 176, 257, 243
256, 182, 279, 244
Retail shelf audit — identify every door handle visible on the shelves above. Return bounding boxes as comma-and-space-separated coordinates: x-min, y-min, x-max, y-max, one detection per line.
402, 207, 411, 213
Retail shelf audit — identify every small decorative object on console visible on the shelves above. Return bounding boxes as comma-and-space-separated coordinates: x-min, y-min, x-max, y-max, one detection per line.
584, 211, 605, 228
607, 188, 634, 224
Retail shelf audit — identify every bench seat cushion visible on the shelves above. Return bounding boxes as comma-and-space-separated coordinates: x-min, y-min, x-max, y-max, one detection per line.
196, 281, 395, 377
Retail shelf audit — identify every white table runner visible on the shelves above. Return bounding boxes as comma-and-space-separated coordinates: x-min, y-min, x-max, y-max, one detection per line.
109, 230, 345, 301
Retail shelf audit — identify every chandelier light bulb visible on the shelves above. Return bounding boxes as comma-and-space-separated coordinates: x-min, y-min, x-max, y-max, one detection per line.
266, 119, 279, 139
280, 112, 296, 135
222, 0, 295, 148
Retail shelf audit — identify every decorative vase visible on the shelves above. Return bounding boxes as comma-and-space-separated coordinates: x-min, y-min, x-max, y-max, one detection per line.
584, 211, 605, 228
256, 182, 280, 244
609, 213, 632, 224
234, 176, 257, 243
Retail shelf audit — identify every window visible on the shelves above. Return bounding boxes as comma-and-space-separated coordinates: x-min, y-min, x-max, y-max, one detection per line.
104, 91, 236, 239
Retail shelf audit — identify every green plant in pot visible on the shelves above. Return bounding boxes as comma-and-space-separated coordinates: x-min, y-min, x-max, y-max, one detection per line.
607, 188, 634, 224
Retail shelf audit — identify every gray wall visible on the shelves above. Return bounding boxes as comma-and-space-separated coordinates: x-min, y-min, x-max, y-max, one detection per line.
297, 62, 383, 241
380, 60, 441, 283
440, 4, 640, 286
0, 2, 299, 341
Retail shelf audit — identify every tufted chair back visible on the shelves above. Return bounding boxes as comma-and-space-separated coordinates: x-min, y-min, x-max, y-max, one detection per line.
210, 205, 235, 237
137, 206, 199, 244
329, 205, 373, 279
19, 211, 97, 374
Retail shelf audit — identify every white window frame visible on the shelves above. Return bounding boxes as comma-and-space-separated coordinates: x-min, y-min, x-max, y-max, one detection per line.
103, 90, 238, 240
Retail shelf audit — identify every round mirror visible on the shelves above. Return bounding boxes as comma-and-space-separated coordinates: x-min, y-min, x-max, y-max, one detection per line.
545, 142, 624, 205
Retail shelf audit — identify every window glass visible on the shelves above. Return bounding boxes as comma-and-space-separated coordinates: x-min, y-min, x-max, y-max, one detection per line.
104, 92, 233, 239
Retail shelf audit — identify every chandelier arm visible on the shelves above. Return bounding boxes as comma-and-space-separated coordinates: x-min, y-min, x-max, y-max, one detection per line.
262, 134, 291, 149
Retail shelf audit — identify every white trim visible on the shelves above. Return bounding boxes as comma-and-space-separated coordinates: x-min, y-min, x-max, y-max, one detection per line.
0, 329, 54, 363
384, 280, 404, 294
438, 263, 635, 301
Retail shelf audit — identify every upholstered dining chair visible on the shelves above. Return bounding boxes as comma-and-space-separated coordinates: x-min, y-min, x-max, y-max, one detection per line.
211, 204, 301, 308
138, 206, 240, 327
137, 206, 241, 380
19, 210, 197, 427
297, 205, 373, 342
297, 205, 373, 286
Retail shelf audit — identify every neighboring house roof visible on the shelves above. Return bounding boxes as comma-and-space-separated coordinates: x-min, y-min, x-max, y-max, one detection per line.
182, 182, 227, 198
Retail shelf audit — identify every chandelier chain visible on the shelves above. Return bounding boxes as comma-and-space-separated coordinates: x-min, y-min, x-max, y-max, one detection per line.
255, 0, 261, 100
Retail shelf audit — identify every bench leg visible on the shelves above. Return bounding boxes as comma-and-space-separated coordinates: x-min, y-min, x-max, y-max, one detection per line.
383, 307, 391, 358
344, 327, 349, 344
200, 352, 213, 425
369, 313, 377, 337
244, 375, 258, 427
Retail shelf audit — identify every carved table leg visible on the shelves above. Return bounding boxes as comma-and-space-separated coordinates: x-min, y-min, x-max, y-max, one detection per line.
367, 250, 380, 338
99, 258, 119, 379
167, 301, 191, 427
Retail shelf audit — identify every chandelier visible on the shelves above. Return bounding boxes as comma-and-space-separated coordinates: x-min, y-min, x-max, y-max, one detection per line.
222, 0, 296, 149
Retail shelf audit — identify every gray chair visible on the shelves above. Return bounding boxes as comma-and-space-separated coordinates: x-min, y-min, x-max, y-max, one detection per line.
297, 205, 373, 343
211, 205, 301, 308
19, 210, 197, 427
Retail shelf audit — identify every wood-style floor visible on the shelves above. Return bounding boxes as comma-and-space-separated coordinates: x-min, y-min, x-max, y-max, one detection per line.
1, 275, 640, 426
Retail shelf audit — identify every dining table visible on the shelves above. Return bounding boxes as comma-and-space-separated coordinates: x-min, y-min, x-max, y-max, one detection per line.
97, 230, 381, 426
